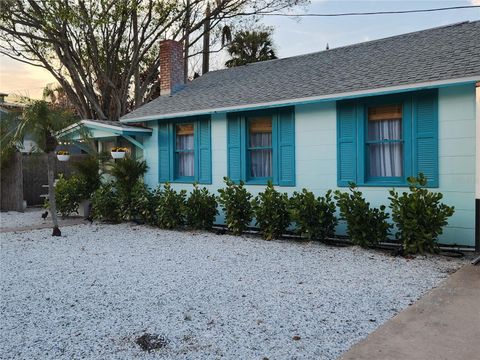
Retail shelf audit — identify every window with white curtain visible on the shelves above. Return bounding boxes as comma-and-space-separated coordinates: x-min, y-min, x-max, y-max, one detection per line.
367, 105, 403, 178
248, 116, 273, 178
175, 123, 194, 178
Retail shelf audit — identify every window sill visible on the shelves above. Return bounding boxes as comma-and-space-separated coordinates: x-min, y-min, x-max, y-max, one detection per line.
171, 177, 195, 184
245, 178, 275, 186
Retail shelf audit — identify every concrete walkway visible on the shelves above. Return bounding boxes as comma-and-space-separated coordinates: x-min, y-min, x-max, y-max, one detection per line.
340, 264, 480, 360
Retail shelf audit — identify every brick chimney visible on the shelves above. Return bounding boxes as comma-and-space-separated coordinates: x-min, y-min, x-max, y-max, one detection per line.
160, 40, 185, 96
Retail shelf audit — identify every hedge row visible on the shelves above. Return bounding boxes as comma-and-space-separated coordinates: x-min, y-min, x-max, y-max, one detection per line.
90, 168, 454, 254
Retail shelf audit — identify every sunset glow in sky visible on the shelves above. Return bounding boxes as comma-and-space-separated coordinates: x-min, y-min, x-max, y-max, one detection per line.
0, 0, 479, 101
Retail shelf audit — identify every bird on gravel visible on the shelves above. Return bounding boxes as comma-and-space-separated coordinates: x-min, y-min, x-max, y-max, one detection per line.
84, 216, 93, 224
41, 211, 48, 220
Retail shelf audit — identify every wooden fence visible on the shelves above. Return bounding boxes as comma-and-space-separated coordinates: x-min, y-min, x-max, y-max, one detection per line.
1, 153, 89, 210
1, 152, 24, 211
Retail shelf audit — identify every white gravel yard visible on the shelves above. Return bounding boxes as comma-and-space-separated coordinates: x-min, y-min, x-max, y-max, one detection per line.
0, 221, 465, 360
0, 208, 48, 229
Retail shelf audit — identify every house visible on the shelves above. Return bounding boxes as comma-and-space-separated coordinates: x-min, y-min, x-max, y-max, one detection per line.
70, 21, 480, 249
0, 92, 33, 152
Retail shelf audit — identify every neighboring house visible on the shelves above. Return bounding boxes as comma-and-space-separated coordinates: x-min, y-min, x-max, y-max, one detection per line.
0, 92, 34, 152
71, 21, 480, 249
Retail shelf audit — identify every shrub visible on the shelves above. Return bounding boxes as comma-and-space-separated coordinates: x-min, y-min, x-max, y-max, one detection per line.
290, 189, 337, 241
72, 155, 101, 198
252, 182, 290, 240
389, 173, 455, 255
129, 182, 160, 225
91, 182, 121, 222
54, 174, 83, 217
185, 184, 218, 230
111, 157, 148, 219
217, 177, 253, 235
156, 183, 187, 229
334, 184, 391, 247
111, 157, 148, 193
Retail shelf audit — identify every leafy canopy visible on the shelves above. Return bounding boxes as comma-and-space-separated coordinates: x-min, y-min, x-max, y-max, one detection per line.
225, 29, 277, 68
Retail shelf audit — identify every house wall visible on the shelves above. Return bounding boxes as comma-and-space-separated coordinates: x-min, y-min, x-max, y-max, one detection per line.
142, 83, 476, 247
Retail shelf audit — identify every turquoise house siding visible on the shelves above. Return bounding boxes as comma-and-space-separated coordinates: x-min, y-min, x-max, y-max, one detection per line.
140, 84, 476, 247
143, 121, 159, 188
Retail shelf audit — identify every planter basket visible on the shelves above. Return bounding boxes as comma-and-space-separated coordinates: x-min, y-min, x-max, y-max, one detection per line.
111, 151, 126, 159
57, 154, 70, 162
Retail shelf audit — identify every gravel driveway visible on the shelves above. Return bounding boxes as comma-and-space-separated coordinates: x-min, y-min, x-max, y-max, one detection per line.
0, 221, 464, 359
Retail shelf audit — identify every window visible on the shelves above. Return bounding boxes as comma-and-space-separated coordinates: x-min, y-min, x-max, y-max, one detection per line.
227, 108, 295, 186
367, 105, 403, 178
248, 117, 273, 179
175, 124, 195, 178
158, 117, 211, 184
337, 90, 439, 187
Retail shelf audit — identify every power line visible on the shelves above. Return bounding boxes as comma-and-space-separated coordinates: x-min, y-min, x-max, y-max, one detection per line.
258, 5, 480, 17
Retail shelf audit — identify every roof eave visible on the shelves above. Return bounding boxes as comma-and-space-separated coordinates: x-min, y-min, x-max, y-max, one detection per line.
120, 76, 480, 123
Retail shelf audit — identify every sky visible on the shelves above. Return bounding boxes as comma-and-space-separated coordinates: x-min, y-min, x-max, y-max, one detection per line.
0, 0, 479, 100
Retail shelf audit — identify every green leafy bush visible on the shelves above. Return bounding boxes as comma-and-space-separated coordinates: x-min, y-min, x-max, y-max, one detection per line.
389, 173, 455, 255
185, 184, 218, 230
156, 183, 187, 229
252, 182, 290, 240
217, 177, 253, 235
91, 182, 121, 222
111, 157, 148, 219
72, 155, 101, 198
334, 184, 391, 247
290, 189, 337, 241
128, 182, 159, 225
111, 157, 148, 193
54, 174, 83, 217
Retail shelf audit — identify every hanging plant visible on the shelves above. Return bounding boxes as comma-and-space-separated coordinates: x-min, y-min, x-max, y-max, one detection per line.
56, 150, 70, 162
111, 147, 128, 159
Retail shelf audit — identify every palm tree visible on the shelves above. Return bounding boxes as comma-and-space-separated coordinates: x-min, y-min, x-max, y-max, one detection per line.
1, 100, 75, 236
225, 30, 277, 68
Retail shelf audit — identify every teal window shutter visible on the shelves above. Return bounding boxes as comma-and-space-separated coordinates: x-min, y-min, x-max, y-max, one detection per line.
277, 108, 295, 186
158, 122, 171, 182
337, 102, 358, 186
413, 90, 439, 187
197, 118, 212, 184
227, 115, 243, 182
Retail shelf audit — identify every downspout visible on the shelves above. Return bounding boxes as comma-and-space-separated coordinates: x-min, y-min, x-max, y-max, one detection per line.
476, 81, 480, 252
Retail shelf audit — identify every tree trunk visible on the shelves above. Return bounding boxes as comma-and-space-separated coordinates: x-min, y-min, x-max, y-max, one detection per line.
47, 152, 61, 236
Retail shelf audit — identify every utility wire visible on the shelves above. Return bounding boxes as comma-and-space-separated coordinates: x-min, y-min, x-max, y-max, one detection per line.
258, 5, 480, 17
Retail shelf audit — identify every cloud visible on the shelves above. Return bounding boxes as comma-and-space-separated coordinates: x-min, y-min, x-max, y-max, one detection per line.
0, 55, 56, 99
471, 0, 480, 5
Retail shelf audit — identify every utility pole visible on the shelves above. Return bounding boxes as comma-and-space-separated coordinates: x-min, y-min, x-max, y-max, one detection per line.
202, 2, 211, 75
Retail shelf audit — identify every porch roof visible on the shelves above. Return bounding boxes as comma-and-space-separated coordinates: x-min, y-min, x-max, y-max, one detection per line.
57, 119, 152, 139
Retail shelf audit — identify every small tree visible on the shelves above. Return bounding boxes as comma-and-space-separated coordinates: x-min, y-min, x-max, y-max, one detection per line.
1, 100, 75, 236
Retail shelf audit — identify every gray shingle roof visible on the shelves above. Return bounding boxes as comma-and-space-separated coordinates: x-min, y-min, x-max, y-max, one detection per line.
121, 21, 480, 122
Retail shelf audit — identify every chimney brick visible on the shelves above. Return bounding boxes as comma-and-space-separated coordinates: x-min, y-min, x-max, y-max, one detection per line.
160, 40, 185, 96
